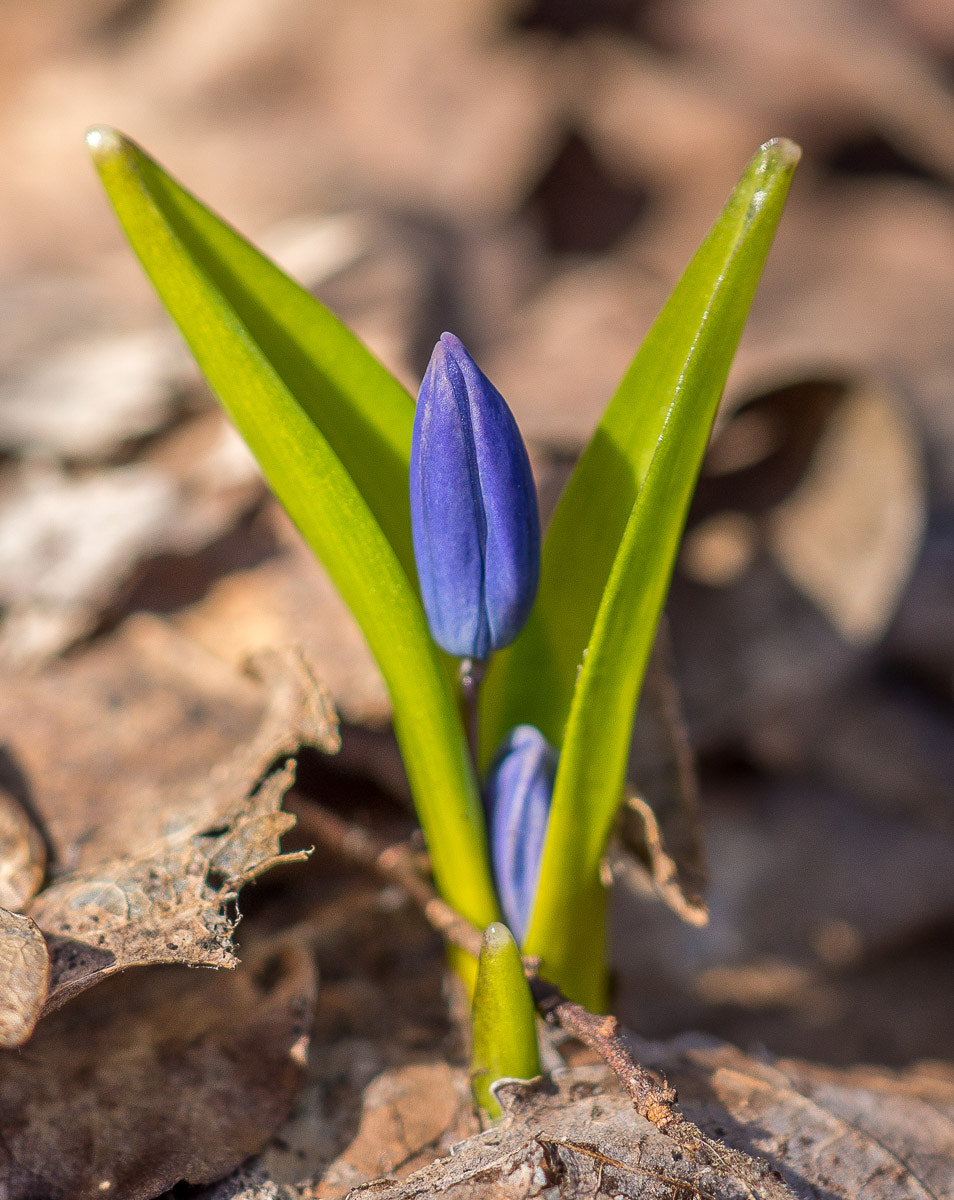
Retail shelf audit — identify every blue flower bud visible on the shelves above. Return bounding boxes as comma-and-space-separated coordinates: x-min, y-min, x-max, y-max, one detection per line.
410, 333, 540, 659
485, 724, 557, 942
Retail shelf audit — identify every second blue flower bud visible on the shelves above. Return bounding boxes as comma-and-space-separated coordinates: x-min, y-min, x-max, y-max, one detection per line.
484, 724, 557, 943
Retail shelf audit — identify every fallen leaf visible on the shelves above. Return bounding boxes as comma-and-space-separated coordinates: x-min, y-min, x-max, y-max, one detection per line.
176, 501, 392, 727
0, 616, 337, 1030
669, 549, 859, 754
613, 778, 954, 1065
0, 413, 263, 668
766, 378, 926, 642
684, 374, 927, 644
0, 616, 335, 874
315, 1063, 476, 1197
0, 907, 48, 1048
30, 760, 302, 1014
337, 1037, 954, 1200
0, 329, 188, 460
0, 930, 315, 1199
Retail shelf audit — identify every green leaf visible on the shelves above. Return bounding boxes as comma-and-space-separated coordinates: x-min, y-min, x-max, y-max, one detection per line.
90, 127, 417, 577
87, 127, 499, 935
512, 139, 800, 1004
471, 923, 541, 1117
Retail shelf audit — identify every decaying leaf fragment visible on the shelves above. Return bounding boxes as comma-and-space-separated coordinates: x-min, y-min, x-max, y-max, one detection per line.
0, 907, 49, 1048
0, 617, 337, 1036
30, 761, 302, 1013
31, 641, 335, 1015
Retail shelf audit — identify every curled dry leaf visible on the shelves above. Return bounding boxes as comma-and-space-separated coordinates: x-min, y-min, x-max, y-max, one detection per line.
0, 788, 45, 911
0, 930, 315, 1200
0, 616, 335, 876
614, 628, 708, 927
0, 907, 49, 1049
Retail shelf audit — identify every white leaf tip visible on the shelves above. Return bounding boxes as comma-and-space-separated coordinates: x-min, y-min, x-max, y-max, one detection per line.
85, 126, 124, 162
760, 137, 802, 170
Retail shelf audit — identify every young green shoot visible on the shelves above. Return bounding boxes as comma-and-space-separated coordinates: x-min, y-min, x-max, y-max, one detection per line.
470, 922, 541, 1117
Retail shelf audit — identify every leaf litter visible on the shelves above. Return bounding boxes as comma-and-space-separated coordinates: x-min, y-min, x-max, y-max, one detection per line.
196, 1029, 954, 1199
0, 620, 335, 1194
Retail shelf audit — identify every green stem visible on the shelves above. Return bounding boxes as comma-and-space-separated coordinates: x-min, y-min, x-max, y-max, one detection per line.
524, 870, 609, 1012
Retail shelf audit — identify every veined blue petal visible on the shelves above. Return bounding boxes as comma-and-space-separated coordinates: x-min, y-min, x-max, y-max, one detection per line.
410, 333, 539, 659
485, 724, 557, 942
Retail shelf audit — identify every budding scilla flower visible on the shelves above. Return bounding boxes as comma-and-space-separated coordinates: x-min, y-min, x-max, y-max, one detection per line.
410, 333, 540, 660
484, 725, 557, 943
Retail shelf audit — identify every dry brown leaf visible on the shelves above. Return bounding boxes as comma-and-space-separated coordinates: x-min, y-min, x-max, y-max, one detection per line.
668, 0, 954, 184
766, 379, 926, 642
0, 907, 49, 1049
613, 776, 954, 1065
155, 1040, 954, 1199
30, 761, 302, 1014
0, 930, 315, 1200
0, 616, 336, 1033
336, 1038, 954, 1200
684, 375, 926, 644
0, 616, 332, 874
0, 412, 263, 668
176, 501, 391, 727
0, 328, 189, 460
315, 1063, 477, 1197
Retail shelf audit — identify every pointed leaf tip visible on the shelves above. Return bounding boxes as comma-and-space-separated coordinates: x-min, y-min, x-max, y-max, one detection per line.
760, 137, 802, 170
85, 126, 126, 162
482, 921, 515, 955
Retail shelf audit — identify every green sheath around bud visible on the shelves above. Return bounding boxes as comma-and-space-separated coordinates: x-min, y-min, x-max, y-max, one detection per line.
470, 922, 541, 1117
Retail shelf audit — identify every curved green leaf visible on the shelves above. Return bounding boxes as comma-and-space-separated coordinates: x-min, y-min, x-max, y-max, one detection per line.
87, 127, 499, 933
92, 127, 416, 579
480, 140, 801, 770
520, 139, 800, 1005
